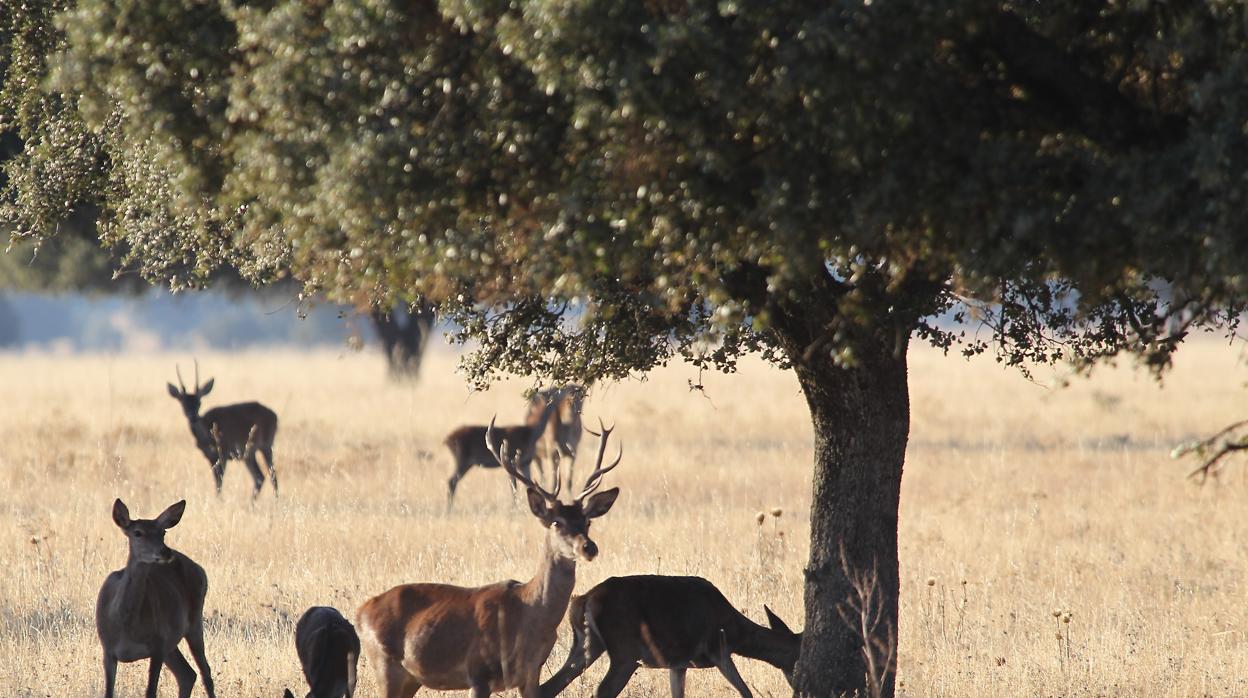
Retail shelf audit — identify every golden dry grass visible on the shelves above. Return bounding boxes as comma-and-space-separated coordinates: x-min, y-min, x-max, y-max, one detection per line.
1, 340, 1246, 697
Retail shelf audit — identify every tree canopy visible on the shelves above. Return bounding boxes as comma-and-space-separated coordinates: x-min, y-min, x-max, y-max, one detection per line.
4, 1, 1243, 384
5, 1, 1248, 694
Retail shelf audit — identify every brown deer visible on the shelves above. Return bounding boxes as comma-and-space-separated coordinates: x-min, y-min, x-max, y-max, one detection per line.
525, 385, 586, 485
356, 419, 623, 698
443, 398, 559, 509
282, 606, 360, 698
97, 499, 216, 698
167, 361, 279, 497
540, 575, 801, 698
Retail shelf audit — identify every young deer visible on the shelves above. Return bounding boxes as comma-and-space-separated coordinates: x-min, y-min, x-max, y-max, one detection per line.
443, 398, 558, 509
525, 385, 586, 485
97, 499, 216, 698
167, 361, 279, 498
356, 419, 623, 698
282, 606, 360, 698
540, 575, 801, 698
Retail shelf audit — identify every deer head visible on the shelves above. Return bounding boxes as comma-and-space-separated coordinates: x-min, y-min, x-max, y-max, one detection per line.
167, 360, 215, 422
488, 417, 621, 561
112, 499, 186, 565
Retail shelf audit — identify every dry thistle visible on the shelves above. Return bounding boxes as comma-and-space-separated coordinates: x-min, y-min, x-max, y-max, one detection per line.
925, 577, 936, 587
770, 507, 783, 517
754, 512, 766, 525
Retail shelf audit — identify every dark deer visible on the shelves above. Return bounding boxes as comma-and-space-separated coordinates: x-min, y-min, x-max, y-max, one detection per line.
525, 385, 586, 485
282, 606, 360, 698
443, 398, 558, 509
97, 499, 216, 698
167, 361, 279, 497
540, 575, 801, 698
356, 419, 623, 698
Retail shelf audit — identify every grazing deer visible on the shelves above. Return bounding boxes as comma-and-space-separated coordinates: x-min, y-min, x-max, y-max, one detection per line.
357, 419, 623, 698
97, 499, 216, 698
540, 575, 801, 698
282, 606, 360, 698
526, 385, 586, 485
443, 398, 559, 509
167, 361, 279, 497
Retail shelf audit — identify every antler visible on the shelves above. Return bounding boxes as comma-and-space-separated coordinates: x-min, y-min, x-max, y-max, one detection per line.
193, 358, 201, 393
578, 418, 622, 502
175, 364, 188, 393
486, 417, 559, 504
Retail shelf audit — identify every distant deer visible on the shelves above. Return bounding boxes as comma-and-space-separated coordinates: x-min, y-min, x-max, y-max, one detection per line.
356, 419, 623, 698
540, 575, 801, 698
526, 385, 586, 485
167, 361, 279, 497
282, 606, 360, 698
97, 499, 216, 698
443, 398, 559, 509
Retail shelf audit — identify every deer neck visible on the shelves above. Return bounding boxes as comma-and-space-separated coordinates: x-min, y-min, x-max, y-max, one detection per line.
113, 553, 158, 618
736, 622, 800, 671
521, 532, 577, 618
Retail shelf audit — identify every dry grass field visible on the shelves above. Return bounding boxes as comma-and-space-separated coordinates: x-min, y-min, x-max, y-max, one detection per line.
2, 340, 1247, 697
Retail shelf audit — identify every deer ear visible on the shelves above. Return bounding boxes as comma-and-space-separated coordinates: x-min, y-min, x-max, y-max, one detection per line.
583, 487, 619, 519
198, 378, 215, 397
167, 383, 181, 399
526, 488, 549, 520
112, 499, 131, 528
156, 500, 187, 529
764, 605, 794, 635
282, 690, 296, 698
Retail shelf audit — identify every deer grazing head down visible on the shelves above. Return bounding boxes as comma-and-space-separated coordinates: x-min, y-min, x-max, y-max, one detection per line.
488, 416, 621, 561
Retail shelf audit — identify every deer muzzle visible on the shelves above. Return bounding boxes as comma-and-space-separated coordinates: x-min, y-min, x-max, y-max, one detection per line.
578, 538, 599, 561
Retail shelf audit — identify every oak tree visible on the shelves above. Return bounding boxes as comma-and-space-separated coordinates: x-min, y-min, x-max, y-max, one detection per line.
6, 1, 1248, 694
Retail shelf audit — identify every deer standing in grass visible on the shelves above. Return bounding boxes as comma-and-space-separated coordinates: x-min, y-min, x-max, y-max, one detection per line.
282, 606, 360, 698
167, 361, 279, 497
97, 499, 216, 698
357, 419, 623, 698
526, 385, 586, 485
443, 399, 559, 509
540, 575, 801, 698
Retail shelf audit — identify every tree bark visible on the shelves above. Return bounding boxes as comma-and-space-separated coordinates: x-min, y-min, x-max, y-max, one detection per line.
776, 316, 910, 697
370, 300, 437, 380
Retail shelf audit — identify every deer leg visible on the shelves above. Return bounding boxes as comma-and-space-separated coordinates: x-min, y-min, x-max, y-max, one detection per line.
260, 445, 278, 497
346, 648, 359, 697
668, 666, 687, 698
186, 620, 215, 698
468, 681, 491, 698
164, 647, 197, 698
540, 624, 604, 697
144, 650, 165, 698
377, 654, 420, 698
715, 655, 753, 698
243, 450, 265, 498
102, 652, 118, 698
593, 660, 638, 698
446, 460, 468, 512
210, 456, 225, 495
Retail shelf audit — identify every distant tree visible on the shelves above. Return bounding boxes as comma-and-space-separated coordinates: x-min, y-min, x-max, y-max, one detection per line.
370, 299, 437, 379
7, 2, 1248, 695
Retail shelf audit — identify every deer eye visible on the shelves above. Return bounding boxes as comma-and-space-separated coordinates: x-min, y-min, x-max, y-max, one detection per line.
551, 520, 563, 529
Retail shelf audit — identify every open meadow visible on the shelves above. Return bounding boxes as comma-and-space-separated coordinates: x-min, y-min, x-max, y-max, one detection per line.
2, 341, 1247, 697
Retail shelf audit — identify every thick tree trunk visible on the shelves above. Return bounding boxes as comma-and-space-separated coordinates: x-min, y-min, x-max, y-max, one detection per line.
786, 335, 910, 697
370, 300, 437, 380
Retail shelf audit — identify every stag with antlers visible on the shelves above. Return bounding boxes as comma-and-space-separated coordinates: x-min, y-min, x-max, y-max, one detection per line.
356, 419, 623, 698
167, 361, 279, 498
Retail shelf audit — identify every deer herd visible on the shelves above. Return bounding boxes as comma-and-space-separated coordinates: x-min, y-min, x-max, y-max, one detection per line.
96, 364, 800, 698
